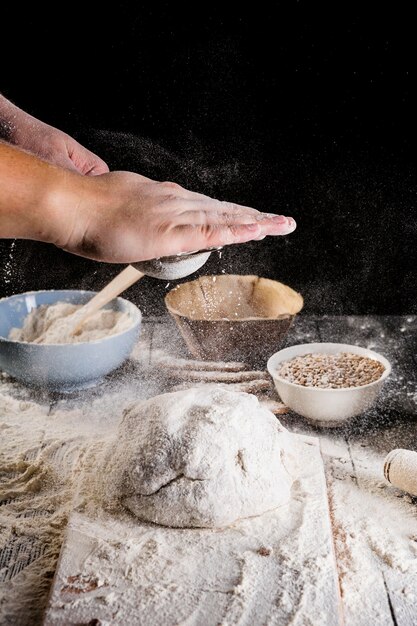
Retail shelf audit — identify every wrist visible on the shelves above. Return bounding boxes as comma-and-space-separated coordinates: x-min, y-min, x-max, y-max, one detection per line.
0, 141, 93, 245
46, 169, 112, 250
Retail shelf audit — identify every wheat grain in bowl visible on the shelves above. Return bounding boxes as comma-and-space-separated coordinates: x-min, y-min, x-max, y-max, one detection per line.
267, 343, 391, 426
278, 352, 386, 389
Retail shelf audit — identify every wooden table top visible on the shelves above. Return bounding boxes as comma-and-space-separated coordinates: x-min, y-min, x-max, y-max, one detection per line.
0, 314, 416, 625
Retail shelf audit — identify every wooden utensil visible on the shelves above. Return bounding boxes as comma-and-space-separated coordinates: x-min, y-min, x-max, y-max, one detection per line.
72, 248, 222, 336
72, 265, 144, 335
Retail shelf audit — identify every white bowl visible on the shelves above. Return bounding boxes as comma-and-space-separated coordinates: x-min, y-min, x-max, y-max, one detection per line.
267, 343, 391, 427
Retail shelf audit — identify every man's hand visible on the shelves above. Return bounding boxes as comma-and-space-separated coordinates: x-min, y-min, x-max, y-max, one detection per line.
0, 142, 296, 264
58, 172, 296, 263
0, 96, 296, 264
0, 94, 108, 175
12, 117, 109, 176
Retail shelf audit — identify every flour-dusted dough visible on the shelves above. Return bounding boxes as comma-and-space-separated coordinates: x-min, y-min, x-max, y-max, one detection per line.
106, 387, 295, 528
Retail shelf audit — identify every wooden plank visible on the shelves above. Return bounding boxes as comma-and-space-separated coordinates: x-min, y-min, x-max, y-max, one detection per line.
383, 570, 417, 626
389, 315, 417, 338
320, 436, 395, 626
283, 314, 320, 347
44, 436, 343, 626
383, 315, 417, 340
346, 436, 417, 625
316, 316, 417, 625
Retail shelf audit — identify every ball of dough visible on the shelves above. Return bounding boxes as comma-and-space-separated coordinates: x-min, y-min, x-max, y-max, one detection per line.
106, 387, 294, 528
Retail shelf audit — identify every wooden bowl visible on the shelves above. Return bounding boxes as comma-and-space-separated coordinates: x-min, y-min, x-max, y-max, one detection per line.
165, 275, 303, 365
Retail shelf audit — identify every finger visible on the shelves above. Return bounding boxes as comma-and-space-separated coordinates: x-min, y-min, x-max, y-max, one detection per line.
187, 198, 297, 234
52, 154, 81, 173
188, 196, 263, 218
85, 161, 109, 176
82, 151, 109, 176
158, 184, 290, 229
161, 195, 290, 223
168, 205, 288, 226
180, 188, 259, 213
68, 143, 109, 176
182, 217, 297, 251
270, 216, 297, 235
172, 220, 295, 253
159, 185, 264, 217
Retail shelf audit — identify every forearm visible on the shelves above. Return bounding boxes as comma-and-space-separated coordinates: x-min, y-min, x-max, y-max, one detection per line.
0, 141, 91, 243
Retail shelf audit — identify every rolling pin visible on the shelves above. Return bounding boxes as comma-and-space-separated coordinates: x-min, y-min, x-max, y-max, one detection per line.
383, 448, 417, 497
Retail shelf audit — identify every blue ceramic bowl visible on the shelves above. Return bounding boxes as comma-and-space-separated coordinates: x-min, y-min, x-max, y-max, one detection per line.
0, 290, 141, 392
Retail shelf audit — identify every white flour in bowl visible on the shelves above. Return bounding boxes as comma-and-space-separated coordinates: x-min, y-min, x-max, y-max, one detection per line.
9, 301, 134, 344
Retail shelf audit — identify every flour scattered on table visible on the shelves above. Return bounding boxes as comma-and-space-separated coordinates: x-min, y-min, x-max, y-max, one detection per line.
46, 433, 342, 626
8, 301, 134, 344
323, 436, 417, 625
0, 361, 148, 625
1, 321, 416, 625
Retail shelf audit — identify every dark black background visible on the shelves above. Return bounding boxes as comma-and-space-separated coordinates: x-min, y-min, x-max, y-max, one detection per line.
1, 3, 416, 315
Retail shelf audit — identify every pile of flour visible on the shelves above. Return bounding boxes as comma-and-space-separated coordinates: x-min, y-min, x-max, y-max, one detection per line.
9, 301, 134, 344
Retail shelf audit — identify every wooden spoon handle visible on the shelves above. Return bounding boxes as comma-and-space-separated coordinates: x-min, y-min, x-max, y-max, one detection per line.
72, 265, 144, 335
